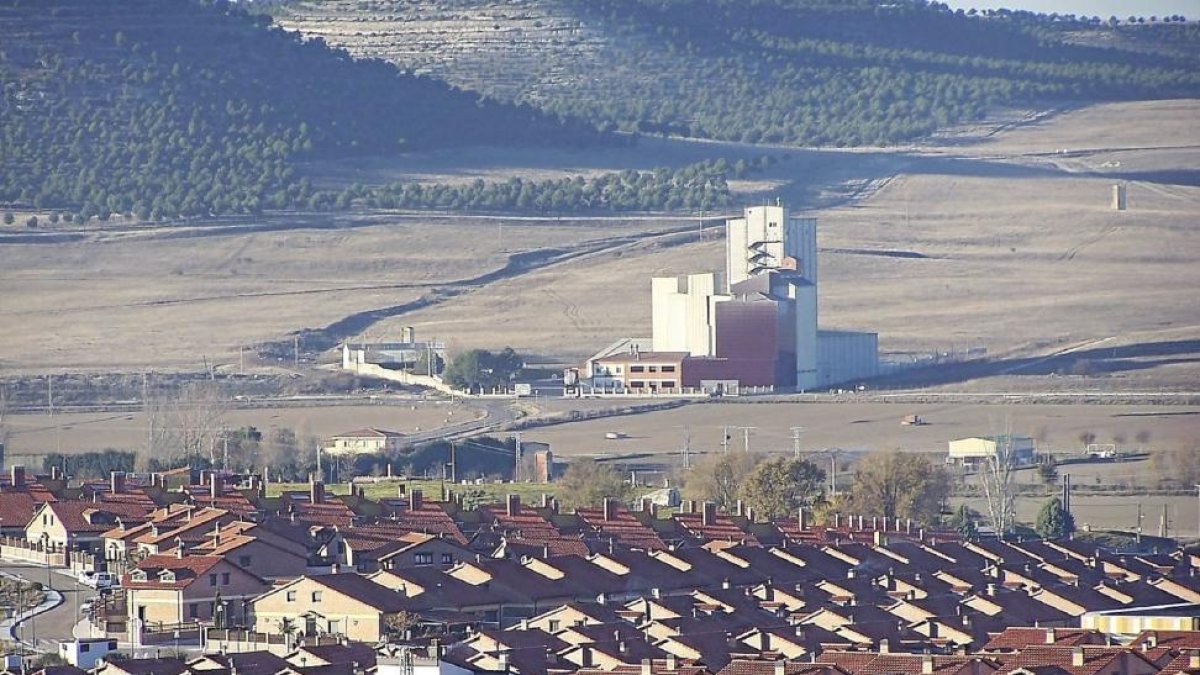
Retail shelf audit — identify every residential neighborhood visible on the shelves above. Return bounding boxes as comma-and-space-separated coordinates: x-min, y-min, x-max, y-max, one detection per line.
0, 463, 1195, 675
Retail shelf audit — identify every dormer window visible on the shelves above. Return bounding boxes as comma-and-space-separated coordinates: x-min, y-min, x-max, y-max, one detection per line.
131, 570, 148, 582
159, 570, 177, 583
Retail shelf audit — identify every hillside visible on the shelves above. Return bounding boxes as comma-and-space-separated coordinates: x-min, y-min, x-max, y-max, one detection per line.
275, 0, 1200, 146
0, 0, 597, 221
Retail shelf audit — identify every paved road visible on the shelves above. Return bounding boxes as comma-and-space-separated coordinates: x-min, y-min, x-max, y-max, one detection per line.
1, 562, 96, 652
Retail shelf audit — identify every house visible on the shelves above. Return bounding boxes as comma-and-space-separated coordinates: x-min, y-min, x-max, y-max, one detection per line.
26, 499, 152, 551
325, 428, 406, 456
250, 573, 413, 643
124, 551, 269, 629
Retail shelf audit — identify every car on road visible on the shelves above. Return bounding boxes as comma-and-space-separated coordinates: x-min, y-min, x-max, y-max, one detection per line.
77, 571, 120, 589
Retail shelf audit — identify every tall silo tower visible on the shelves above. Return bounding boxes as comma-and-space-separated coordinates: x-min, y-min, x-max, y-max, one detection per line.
725, 204, 820, 390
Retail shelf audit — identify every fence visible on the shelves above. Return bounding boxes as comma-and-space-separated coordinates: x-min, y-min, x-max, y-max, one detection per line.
0, 537, 101, 574
205, 628, 343, 656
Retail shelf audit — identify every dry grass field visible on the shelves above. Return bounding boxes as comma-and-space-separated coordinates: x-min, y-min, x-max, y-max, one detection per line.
1, 402, 478, 457
0, 100, 1196, 391
513, 400, 1200, 457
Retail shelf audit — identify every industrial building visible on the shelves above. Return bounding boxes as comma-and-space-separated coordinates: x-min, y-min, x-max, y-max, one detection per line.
947, 435, 1037, 467
341, 326, 445, 374
582, 204, 879, 393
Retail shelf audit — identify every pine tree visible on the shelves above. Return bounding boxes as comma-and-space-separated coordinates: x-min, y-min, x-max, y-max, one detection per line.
1035, 497, 1075, 539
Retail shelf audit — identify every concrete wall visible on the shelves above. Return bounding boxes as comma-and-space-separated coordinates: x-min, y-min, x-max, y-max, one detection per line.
817, 330, 879, 387
651, 273, 719, 356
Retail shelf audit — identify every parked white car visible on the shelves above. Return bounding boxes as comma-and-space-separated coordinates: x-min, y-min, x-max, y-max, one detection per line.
77, 571, 120, 589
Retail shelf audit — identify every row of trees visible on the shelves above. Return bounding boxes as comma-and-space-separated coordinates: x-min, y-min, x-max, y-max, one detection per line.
339, 157, 760, 214
681, 449, 951, 525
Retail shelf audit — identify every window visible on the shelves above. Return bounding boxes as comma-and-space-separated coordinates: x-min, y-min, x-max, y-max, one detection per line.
630, 365, 645, 373
312, 591, 323, 603
648, 366, 658, 373
209, 574, 217, 587
548, 620, 560, 632
441, 553, 454, 565
80, 644, 90, 653
415, 552, 433, 566
629, 381, 645, 389
336, 542, 345, 554
189, 604, 199, 618
285, 591, 296, 603
662, 365, 676, 373
221, 572, 230, 585
239, 556, 251, 567
662, 381, 676, 388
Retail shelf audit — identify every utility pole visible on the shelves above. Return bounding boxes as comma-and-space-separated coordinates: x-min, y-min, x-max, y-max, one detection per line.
293, 335, 300, 371
239, 345, 245, 374
720, 426, 730, 454
143, 372, 153, 457
513, 433, 521, 483
682, 428, 692, 470
450, 441, 457, 484
1136, 503, 1143, 543
828, 449, 841, 496
790, 427, 805, 459
1159, 503, 1167, 538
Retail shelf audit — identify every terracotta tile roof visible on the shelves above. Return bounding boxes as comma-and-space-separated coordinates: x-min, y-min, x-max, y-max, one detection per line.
674, 513, 759, 546
1131, 631, 1200, 650
43, 499, 152, 535
124, 554, 227, 590
100, 657, 188, 675
981, 628, 1106, 651
576, 505, 667, 551
0, 491, 52, 529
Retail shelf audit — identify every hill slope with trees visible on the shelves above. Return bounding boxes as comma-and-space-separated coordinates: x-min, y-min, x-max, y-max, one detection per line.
0, 0, 599, 220
276, 0, 1200, 147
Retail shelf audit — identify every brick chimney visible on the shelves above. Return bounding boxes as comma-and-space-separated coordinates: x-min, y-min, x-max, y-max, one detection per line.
506, 494, 521, 517
10, 465, 25, 488
309, 476, 324, 504
702, 502, 717, 527
110, 471, 125, 494
603, 497, 617, 521
411, 489, 423, 511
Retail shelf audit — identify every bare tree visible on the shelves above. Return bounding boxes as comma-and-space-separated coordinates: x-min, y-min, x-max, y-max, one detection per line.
979, 434, 1019, 536
147, 381, 230, 465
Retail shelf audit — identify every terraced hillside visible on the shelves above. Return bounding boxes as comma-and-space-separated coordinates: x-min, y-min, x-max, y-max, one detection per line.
275, 0, 1200, 146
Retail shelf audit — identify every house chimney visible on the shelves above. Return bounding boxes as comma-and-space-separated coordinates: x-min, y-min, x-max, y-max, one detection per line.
210, 473, 222, 498
580, 647, 592, 668
1144, 634, 1158, 650
603, 497, 617, 522
498, 652, 510, 673
798, 508, 808, 531
1045, 628, 1055, 644
111, 471, 125, 494
1071, 647, 1085, 667
773, 660, 786, 675
50, 465, 61, 481
542, 493, 552, 508
926, 618, 939, 639
735, 500, 745, 518
310, 477, 324, 504
879, 639, 890, 654
506, 494, 521, 517
666, 654, 677, 671
832, 512, 840, 528
641, 659, 652, 675
175, 537, 185, 558
1188, 653, 1200, 669
986, 583, 997, 597
921, 655, 934, 675
906, 518, 912, 534
10, 466, 25, 488
702, 502, 717, 527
